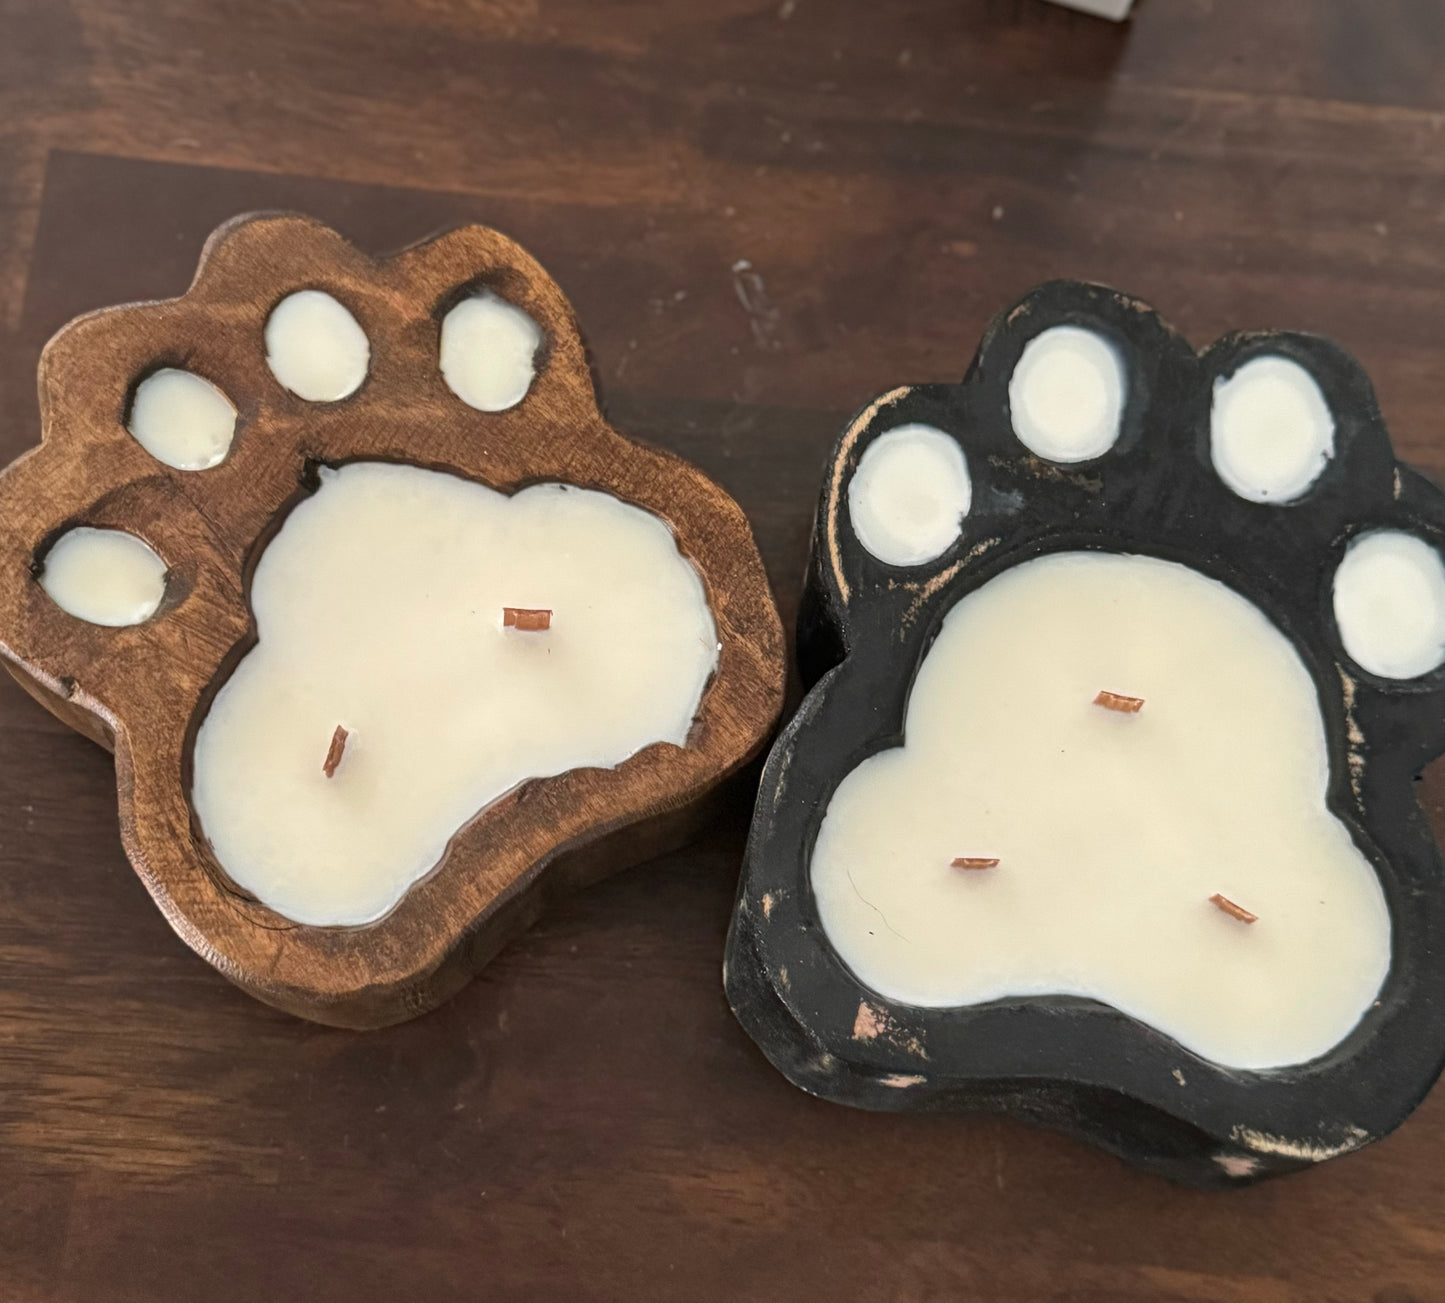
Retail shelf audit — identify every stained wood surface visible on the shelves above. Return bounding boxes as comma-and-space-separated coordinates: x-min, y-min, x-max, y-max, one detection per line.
0, 212, 784, 1028
3, 1, 1445, 1299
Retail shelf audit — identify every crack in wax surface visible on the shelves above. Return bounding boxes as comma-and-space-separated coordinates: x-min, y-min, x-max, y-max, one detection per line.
192, 462, 718, 926
810, 551, 1390, 1070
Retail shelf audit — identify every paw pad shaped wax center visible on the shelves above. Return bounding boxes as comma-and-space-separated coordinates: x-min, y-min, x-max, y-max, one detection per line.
811, 549, 1387, 1070
0, 213, 784, 1027
193, 464, 716, 926
727, 280, 1445, 1185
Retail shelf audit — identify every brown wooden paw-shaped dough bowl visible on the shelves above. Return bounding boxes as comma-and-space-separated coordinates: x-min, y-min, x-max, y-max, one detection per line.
0, 213, 785, 1028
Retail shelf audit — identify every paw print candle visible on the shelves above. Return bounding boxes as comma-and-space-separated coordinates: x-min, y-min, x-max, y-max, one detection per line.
727, 280, 1445, 1185
0, 213, 785, 1026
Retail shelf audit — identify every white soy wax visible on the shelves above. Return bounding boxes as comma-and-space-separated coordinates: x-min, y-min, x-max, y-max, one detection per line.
1334, 530, 1445, 679
1009, 325, 1125, 463
811, 551, 1390, 1071
439, 291, 542, 412
1212, 356, 1335, 504
128, 369, 237, 470
40, 527, 167, 626
265, 290, 370, 402
191, 462, 717, 927
847, 424, 972, 567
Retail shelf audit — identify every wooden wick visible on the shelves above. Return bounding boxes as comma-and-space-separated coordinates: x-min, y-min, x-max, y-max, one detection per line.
503, 606, 552, 631
1210, 893, 1258, 924
322, 725, 349, 779
952, 857, 1000, 871
1094, 690, 1145, 713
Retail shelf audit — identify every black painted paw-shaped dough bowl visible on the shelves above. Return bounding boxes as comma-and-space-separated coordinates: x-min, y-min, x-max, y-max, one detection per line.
725, 280, 1445, 1186
0, 213, 785, 1028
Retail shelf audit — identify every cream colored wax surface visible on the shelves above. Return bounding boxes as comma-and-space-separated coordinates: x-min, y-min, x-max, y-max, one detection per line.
128, 368, 237, 470
1211, 356, 1335, 504
192, 462, 717, 927
848, 424, 972, 567
1333, 530, 1445, 679
811, 551, 1390, 1070
264, 290, 370, 402
1008, 326, 1124, 463
439, 291, 542, 412
40, 527, 168, 626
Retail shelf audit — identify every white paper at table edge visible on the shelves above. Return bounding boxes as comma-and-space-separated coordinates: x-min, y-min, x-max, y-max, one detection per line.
1043, 0, 1135, 20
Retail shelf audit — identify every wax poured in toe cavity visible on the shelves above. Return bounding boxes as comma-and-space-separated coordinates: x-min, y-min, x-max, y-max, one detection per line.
440, 291, 542, 411
265, 290, 370, 401
40, 527, 167, 626
811, 552, 1389, 1069
192, 462, 718, 927
1212, 356, 1334, 503
848, 424, 971, 566
1008, 326, 1124, 463
128, 368, 236, 470
1334, 531, 1445, 679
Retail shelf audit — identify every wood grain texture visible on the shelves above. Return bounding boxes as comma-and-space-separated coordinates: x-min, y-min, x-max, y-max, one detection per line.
4, 1, 1445, 1299
0, 212, 785, 1027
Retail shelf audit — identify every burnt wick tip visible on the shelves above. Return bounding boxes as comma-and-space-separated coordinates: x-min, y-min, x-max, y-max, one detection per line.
952, 857, 1000, 871
1210, 893, 1258, 924
1095, 690, 1145, 713
503, 606, 553, 631
322, 725, 349, 779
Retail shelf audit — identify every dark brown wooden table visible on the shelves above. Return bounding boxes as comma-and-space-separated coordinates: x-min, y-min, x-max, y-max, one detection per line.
3, 2, 1445, 1299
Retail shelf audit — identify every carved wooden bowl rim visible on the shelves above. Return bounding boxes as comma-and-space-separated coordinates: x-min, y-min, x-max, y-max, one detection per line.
0, 212, 785, 1023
